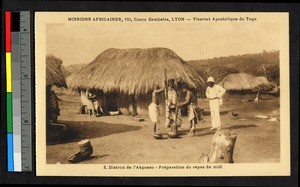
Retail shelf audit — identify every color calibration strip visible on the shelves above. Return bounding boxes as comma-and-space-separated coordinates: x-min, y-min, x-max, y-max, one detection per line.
5, 11, 32, 172
6, 11, 14, 172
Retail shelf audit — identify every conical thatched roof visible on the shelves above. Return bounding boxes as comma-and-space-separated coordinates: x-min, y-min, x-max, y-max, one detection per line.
67, 48, 206, 95
46, 55, 67, 88
219, 73, 270, 91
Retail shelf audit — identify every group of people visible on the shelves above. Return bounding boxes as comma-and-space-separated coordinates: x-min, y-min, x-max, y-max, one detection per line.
80, 88, 106, 117
148, 76, 226, 137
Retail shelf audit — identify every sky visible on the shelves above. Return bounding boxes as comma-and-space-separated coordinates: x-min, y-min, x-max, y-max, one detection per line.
46, 18, 280, 66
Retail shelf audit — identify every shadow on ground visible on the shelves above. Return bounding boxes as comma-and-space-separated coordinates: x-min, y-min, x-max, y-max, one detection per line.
202, 110, 231, 116
47, 120, 142, 145
179, 124, 258, 137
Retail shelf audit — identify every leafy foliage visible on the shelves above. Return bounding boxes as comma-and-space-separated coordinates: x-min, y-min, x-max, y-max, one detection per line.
252, 83, 276, 93
265, 65, 280, 85
187, 51, 279, 84
207, 66, 240, 83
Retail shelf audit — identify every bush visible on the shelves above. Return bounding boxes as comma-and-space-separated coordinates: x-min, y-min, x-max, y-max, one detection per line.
208, 66, 240, 83
266, 65, 279, 85
252, 83, 276, 93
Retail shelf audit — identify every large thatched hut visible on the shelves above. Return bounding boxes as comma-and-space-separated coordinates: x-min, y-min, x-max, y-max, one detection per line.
46, 55, 67, 122
67, 48, 206, 115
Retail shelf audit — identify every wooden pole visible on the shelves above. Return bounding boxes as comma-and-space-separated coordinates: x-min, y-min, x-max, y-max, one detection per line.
171, 89, 182, 134
164, 69, 168, 101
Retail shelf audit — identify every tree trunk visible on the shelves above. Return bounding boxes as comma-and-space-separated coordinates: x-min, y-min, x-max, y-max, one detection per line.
199, 130, 237, 163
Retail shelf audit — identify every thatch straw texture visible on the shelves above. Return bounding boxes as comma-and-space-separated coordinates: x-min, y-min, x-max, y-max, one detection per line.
219, 73, 270, 91
67, 48, 206, 95
46, 55, 67, 88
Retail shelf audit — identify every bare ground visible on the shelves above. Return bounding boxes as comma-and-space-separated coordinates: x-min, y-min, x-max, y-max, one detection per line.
47, 94, 280, 164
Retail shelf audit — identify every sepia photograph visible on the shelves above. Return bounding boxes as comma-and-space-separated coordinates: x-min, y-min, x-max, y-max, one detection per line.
35, 12, 290, 176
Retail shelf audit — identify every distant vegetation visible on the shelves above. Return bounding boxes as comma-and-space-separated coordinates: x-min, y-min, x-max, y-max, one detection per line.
187, 50, 279, 85
265, 65, 280, 85
62, 63, 87, 77
252, 83, 276, 93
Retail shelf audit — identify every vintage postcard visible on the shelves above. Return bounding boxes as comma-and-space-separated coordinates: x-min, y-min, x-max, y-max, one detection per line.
35, 12, 290, 176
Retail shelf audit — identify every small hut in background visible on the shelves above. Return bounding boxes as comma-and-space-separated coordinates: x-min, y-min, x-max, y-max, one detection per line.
46, 55, 67, 123
67, 48, 206, 115
219, 72, 276, 99
220, 73, 269, 91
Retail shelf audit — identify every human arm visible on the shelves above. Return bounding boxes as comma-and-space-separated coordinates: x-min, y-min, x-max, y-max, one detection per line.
153, 87, 164, 94
178, 91, 190, 107
205, 87, 210, 99
216, 85, 226, 98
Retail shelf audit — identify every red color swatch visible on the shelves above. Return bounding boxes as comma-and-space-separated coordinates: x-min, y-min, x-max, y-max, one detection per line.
5, 11, 11, 52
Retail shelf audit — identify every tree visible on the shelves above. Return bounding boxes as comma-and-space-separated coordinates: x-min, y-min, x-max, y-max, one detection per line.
252, 83, 276, 93
208, 66, 240, 83
46, 54, 63, 66
266, 65, 280, 85
199, 130, 237, 163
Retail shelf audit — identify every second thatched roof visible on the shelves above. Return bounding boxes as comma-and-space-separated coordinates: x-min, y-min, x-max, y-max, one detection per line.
219, 73, 270, 91
67, 48, 206, 95
46, 55, 67, 88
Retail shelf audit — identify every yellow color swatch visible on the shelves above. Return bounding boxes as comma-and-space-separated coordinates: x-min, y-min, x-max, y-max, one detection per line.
6, 52, 12, 92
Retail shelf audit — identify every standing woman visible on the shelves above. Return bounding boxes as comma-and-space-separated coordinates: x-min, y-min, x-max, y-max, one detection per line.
165, 79, 178, 128
86, 88, 97, 117
178, 84, 198, 136
205, 77, 226, 130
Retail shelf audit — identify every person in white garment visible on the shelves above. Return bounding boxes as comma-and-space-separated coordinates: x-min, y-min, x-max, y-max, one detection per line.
86, 88, 97, 117
148, 85, 164, 135
205, 77, 226, 130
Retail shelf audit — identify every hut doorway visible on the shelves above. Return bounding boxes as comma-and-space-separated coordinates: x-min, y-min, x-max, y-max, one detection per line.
106, 92, 119, 112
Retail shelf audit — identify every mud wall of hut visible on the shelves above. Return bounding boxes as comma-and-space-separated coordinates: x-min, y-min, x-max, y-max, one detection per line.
117, 93, 166, 116
117, 90, 197, 116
